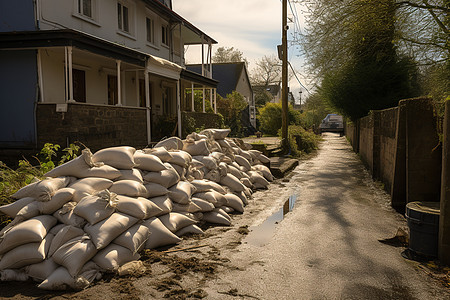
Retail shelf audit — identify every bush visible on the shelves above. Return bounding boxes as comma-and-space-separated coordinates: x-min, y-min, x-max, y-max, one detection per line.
258, 103, 303, 135
282, 125, 320, 156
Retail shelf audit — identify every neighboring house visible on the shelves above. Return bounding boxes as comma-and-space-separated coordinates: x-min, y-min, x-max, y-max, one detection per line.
253, 83, 281, 104
187, 62, 256, 129
0, 0, 218, 155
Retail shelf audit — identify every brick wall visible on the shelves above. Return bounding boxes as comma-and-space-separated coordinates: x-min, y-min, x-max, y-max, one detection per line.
37, 103, 148, 152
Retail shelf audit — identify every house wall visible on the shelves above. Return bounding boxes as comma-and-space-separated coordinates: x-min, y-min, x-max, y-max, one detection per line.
38, 0, 182, 63
0, 0, 36, 31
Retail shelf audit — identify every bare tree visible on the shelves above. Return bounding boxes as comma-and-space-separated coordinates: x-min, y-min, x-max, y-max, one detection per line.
250, 54, 282, 86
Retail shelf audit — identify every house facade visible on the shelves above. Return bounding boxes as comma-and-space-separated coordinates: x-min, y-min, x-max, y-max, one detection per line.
187, 62, 256, 129
0, 0, 217, 154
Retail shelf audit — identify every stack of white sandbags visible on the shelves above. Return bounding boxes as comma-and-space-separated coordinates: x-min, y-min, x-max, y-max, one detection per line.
0, 128, 273, 290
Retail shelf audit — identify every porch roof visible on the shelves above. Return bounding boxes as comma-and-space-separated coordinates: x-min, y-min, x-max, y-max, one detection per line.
181, 69, 218, 88
0, 29, 148, 67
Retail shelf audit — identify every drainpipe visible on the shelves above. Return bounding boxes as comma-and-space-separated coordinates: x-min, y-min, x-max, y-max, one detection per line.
214, 88, 217, 114
37, 49, 44, 102
68, 46, 73, 101
202, 86, 205, 113
116, 60, 122, 106
209, 88, 213, 111
135, 70, 139, 106
177, 81, 182, 137
145, 71, 151, 144
191, 82, 195, 112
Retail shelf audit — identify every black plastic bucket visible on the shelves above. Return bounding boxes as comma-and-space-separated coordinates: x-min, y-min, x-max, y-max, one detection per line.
405, 201, 440, 257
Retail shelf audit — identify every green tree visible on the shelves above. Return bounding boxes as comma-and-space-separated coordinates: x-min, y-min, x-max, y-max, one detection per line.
258, 102, 303, 135
216, 91, 248, 137
212, 47, 248, 66
302, 93, 333, 130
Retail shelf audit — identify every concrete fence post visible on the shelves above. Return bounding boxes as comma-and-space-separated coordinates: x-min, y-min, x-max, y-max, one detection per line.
439, 100, 450, 264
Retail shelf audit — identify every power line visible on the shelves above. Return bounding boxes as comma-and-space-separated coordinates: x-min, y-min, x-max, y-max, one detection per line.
288, 61, 310, 95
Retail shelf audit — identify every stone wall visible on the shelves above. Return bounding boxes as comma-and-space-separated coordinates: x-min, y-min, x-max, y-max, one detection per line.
359, 115, 374, 174
377, 107, 398, 195
37, 103, 148, 152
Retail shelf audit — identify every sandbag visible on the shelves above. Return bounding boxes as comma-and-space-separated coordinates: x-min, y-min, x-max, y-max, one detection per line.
144, 182, 169, 198
118, 260, 146, 276
73, 193, 116, 225
182, 139, 210, 156
193, 190, 226, 208
202, 210, 231, 226
193, 155, 217, 170
223, 193, 245, 213
175, 224, 204, 237
12, 177, 71, 202
116, 195, 163, 219
169, 163, 186, 180
45, 149, 121, 180
250, 150, 270, 164
168, 151, 192, 168
143, 168, 180, 188
0, 233, 52, 270
251, 165, 274, 182
234, 155, 251, 172
220, 174, 246, 192
191, 198, 215, 212
52, 235, 97, 277
53, 202, 87, 228
248, 171, 270, 189
38, 187, 75, 214
113, 224, 150, 254
92, 146, 136, 170
169, 181, 196, 205
0, 197, 35, 218
16, 201, 40, 220
154, 136, 184, 151
190, 158, 205, 169
239, 151, 253, 162
234, 191, 249, 206
149, 195, 173, 216
110, 180, 148, 197
222, 206, 235, 214
38, 263, 101, 291
92, 243, 140, 272
0, 215, 56, 255
241, 177, 253, 188
142, 217, 181, 249
171, 201, 202, 213
48, 225, 85, 257
0, 269, 29, 282
142, 147, 173, 162
204, 169, 221, 182
159, 212, 197, 233
133, 150, 167, 172
192, 180, 228, 194
69, 177, 113, 202
84, 212, 138, 250
116, 169, 144, 183
26, 258, 59, 282
199, 128, 231, 140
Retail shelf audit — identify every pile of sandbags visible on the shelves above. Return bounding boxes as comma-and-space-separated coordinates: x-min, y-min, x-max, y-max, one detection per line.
0, 129, 273, 290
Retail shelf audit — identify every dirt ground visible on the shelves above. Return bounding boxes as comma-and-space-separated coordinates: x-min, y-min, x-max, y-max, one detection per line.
1, 133, 449, 299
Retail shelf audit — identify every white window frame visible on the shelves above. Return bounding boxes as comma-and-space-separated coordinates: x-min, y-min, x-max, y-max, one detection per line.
117, 0, 136, 38
73, 0, 100, 26
146, 16, 155, 45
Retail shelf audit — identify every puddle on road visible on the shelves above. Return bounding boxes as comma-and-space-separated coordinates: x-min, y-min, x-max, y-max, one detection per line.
244, 195, 298, 247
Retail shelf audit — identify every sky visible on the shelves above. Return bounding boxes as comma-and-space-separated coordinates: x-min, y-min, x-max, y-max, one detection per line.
172, 0, 312, 103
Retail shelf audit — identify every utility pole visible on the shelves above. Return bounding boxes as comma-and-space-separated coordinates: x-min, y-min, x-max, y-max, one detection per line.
281, 0, 289, 150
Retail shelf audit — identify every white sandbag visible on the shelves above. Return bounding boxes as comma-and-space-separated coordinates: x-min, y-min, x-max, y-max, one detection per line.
240, 177, 253, 188
52, 235, 97, 277
0, 197, 35, 218
53, 202, 87, 228
182, 139, 210, 156
210, 151, 225, 162
170, 163, 186, 180
222, 206, 235, 214
159, 212, 197, 233
188, 167, 204, 180
144, 182, 169, 198
175, 224, 204, 237
37, 264, 98, 291
84, 212, 138, 250
172, 201, 202, 213
12, 177, 71, 202
48, 225, 85, 257
116, 169, 144, 183
217, 139, 232, 150
202, 210, 231, 226
69, 177, 113, 202
252, 165, 274, 182
0, 269, 29, 282
193, 155, 217, 170
168, 150, 192, 168
38, 187, 75, 214
190, 158, 205, 169
109, 180, 148, 197
116, 195, 163, 219
223, 194, 245, 213
142, 217, 181, 249
149, 195, 173, 216
251, 151, 270, 164
239, 151, 253, 162
204, 169, 221, 182
0, 234, 52, 270
26, 258, 59, 282
0, 215, 56, 255
142, 147, 173, 162
133, 150, 167, 172
92, 243, 140, 272
73, 193, 116, 225
193, 190, 226, 208
92, 146, 136, 169
113, 224, 150, 254
118, 260, 146, 276
154, 136, 184, 151
233, 191, 249, 206
215, 207, 231, 220
143, 168, 179, 188
248, 171, 270, 189
49, 223, 66, 235
191, 198, 215, 212
235, 155, 251, 172
218, 162, 228, 177
16, 201, 40, 220
169, 181, 196, 205
45, 149, 121, 180
220, 174, 246, 192
186, 132, 208, 141
199, 128, 231, 140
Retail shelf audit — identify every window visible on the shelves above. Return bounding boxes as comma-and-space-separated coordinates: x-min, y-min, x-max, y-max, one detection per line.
161, 25, 169, 46
117, 2, 129, 32
108, 75, 118, 105
146, 17, 154, 44
78, 0, 92, 18
72, 69, 86, 103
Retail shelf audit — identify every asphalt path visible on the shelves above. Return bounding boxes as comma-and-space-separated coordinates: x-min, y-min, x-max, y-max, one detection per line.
203, 133, 450, 299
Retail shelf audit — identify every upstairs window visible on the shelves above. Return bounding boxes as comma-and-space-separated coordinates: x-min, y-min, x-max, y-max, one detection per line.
117, 2, 129, 33
78, 0, 92, 18
146, 17, 154, 44
161, 25, 169, 46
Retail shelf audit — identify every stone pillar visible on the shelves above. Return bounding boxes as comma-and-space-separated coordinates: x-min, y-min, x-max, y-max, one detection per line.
439, 100, 450, 264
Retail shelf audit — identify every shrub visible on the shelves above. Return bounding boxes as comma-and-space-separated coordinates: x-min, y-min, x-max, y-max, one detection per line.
258, 103, 303, 135
282, 125, 320, 156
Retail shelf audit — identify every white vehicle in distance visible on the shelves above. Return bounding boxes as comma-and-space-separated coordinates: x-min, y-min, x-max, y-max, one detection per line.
319, 114, 344, 136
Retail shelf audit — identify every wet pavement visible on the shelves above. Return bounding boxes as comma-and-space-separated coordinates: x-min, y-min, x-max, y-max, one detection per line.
203, 133, 450, 299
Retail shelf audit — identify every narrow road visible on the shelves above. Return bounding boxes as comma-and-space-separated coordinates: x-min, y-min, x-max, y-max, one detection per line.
203, 133, 449, 299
